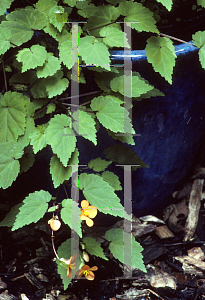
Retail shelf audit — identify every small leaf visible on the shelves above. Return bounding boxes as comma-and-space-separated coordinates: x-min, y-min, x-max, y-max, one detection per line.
99, 25, 130, 48
50, 149, 79, 188
61, 198, 82, 238
48, 6, 67, 32
12, 190, 51, 231
19, 151, 35, 173
17, 45, 47, 73
79, 36, 111, 71
156, 0, 173, 11
145, 36, 176, 84
192, 31, 205, 69
105, 228, 146, 272
101, 171, 122, 190
83, 237, 108, 260
0, 26, 11, 55
0, 91, 27, 143
0, 0, 14, 16
46, 114, 76, 166
88, 157, 112, 172
36, 53, 61, 78
72, 110, 97, 145
29, 124, 48, 154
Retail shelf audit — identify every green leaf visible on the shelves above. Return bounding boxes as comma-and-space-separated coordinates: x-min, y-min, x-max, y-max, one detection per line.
61, 198, 82, 238
0, 0, 14, 16
83, 5, 120, 36
192, 31, 205, 69
79, 173, 131, 220
19, 151, 35, 173
12, 190, 51, 231
79, 36, 111, 71
50, 149, 79, 188
56, 239, 84, 290
76, 2, 97, 18
17, 45, 47, 73
44, 70, 69, 98
90, 95, 134, 134
106, 128, 135, 145
29, 124, 48, 154
198, 0, 205, 8
59, 39, 72, 69
104, 144, 149, 170
156, 0, 172, 11
145, 36, 176, 84
30, 79, 48, 99
88, 157, 112, 172
63, 0, 78, 7
0, 203, 22, 227
83, 237, 108, 260
118, 1, 158, 33
0, 141, 23, 189
36, 53, 61, 78
48, 6, 67, 32
101, 171, 122, 191
0, 26, 11, 55
105, 228, 146, 272
2, 7, 47, 46
46, 103, 56, 114
0, 91, 27, 143
72, 110, 97, 145
35, 0, 58, 14
99, 25, 130, 48
110, 75, 153, 98
46, 114, 76, 166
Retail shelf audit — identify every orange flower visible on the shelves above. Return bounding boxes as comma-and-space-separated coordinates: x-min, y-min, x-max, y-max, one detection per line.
60, 253, 77, 278
76, 265, 98, 280
80, 200, 97, 227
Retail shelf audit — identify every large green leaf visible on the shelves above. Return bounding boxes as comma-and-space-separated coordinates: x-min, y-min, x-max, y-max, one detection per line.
145, 36, 176, 84
0, 26, 11, 55
79, 36, 111, 71
192, 31, 205, 69
46, 114, 76, 166
83, 237, 108, 260
35, 0, 58, 14
73, 110, 97, 145
50, 149, 79, 188
110, 75, 153, 98
0, 141, 24, 189
16, 45, 47, 73
90, 95, 134, 134
0, 91, 27, 143
2, 7, 47, 46
12, 190, 51, 231
105, 228, 146, 272
118, 1, 158, 33
76, 2, 97, 18
78, 173, 131, 220
61, 198, 82, 238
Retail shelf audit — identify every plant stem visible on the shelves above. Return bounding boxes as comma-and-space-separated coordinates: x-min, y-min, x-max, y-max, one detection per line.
1, 57, 8, 92
159, 32, 198, 48
51, 234, 60, 260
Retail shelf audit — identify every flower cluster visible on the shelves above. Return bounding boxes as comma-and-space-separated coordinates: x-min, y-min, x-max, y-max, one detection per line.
80, 200, 97, 227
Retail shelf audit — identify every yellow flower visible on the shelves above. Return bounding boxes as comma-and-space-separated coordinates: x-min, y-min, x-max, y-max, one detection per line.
76, 264, 98, 280
80, 200, 97, 227
60, 253, 77, 278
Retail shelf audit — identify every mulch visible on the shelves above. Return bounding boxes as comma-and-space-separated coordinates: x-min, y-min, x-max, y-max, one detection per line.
1, 168, 205, 300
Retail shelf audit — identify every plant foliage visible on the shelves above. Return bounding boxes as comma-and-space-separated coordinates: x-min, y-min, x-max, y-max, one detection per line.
0, 0, 203, 292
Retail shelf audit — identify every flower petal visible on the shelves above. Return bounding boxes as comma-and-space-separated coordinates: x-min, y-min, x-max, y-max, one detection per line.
90, 266, 98, 271
88, 207, 97, 218
86, 217, 94, 227
67, 267, 72, 278
81, 200, 89, 208
70, 253, 77, 264
85, 270, 95, 280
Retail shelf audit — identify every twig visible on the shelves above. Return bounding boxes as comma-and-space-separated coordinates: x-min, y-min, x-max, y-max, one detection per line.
1, 57, 8, 92
159, 32, 198, 47
59, 90, 101, 102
